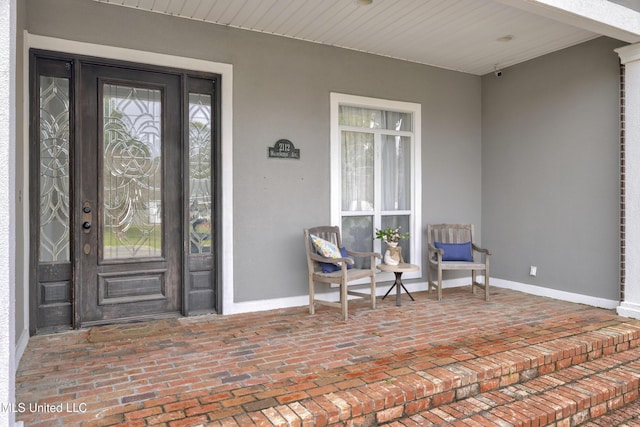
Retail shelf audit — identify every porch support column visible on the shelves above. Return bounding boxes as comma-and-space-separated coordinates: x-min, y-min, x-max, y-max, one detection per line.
617, 43, 640, 319
0, 0, 16, 424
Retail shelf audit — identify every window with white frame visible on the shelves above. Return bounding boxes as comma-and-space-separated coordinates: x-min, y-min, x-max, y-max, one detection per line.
330, 93, 421, 278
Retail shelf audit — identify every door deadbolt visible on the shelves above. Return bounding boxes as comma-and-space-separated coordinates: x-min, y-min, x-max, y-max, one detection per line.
82, 202, 92, 234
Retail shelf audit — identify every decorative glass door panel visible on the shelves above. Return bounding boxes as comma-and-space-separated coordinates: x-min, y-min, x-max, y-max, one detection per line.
102, 84, 163, 259
79, 64, 182, 326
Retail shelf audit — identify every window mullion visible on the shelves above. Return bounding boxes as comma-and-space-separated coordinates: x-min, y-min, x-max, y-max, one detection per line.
373, 131, 383, 254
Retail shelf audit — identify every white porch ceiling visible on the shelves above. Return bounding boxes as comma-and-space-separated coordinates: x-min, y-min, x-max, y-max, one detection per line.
94, 0, 640, 75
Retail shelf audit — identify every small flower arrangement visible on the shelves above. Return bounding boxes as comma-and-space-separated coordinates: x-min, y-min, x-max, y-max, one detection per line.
375, 227, 409, 243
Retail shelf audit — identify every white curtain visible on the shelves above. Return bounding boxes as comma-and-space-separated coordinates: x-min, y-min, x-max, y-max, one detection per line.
339, 106, 411, 131
341, 131, 374, 211
382, 135, 410, 211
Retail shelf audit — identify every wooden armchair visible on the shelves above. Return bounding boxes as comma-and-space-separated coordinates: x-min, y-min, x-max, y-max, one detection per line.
427, 224, 491, 301
304, 226, 381, 321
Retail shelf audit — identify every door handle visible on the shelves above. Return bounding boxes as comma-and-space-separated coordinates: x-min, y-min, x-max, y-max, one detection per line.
82, 221, 92, 230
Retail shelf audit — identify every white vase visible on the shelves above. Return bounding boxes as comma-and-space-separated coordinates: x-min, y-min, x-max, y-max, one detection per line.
383, 242, 401, 265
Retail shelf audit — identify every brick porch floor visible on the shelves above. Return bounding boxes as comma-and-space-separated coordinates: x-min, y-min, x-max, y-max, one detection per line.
14, 286, 640, 426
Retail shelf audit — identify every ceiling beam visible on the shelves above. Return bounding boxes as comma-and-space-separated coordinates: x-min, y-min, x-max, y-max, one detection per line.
497, 0, 640, 43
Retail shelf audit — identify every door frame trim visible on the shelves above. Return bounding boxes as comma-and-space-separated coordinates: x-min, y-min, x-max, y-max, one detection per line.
23, 32, 235, 327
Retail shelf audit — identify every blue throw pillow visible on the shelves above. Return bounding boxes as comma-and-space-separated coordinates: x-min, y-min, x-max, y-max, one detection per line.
320, 247, 353, 273
434, 242, 473, 262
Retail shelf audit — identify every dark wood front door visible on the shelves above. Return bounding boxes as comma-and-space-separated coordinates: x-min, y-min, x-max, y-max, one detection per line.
77, 64, 182, 325
31, 51, 220, 333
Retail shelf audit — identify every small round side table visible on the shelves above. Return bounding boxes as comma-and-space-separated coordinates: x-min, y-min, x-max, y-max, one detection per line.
377, 262, 420, 306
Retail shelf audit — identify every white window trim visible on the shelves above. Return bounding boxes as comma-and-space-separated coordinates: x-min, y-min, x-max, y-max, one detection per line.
330, 93, 422, 281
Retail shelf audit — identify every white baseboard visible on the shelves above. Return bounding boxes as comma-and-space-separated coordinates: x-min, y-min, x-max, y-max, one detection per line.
15, 328, 29, 364
224, 294, 310, 315
224, 276, 620, 315
491, 278, 619, 310
616, 301, 640, 319
224, 280, 429, 315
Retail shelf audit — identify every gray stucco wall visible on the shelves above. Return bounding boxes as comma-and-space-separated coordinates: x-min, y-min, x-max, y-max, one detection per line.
25, 0, 482, 303
481, 37, 624, 300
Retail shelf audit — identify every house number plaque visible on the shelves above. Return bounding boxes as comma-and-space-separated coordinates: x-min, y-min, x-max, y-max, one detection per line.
268, 139, 300, 159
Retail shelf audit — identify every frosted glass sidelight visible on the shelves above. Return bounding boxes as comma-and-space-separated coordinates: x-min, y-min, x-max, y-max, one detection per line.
39, 76, 71, 262
188, 93, 212, 254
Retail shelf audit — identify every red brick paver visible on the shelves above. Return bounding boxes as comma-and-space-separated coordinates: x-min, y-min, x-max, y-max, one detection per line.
15, 287, 640, 426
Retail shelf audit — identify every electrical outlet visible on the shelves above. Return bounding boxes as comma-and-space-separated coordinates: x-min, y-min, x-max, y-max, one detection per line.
529, 266, 537, 277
